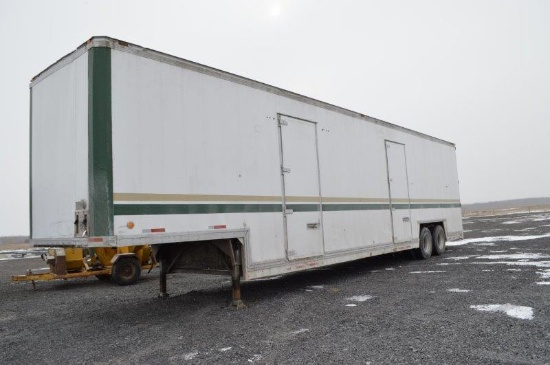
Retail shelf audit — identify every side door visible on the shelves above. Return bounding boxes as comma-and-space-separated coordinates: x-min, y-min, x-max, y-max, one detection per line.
278, 115, 324, 260
385, 141, 413, 244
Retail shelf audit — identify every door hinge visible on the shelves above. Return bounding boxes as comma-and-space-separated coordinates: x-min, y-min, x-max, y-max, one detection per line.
279, 118, 288, 126
285, 209, 294, 215
281, 166, 291, 174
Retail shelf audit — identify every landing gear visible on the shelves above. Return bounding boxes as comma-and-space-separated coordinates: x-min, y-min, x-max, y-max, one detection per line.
230, 246, 246, 310
154, 240, 246, 308
158, 254, 169, 299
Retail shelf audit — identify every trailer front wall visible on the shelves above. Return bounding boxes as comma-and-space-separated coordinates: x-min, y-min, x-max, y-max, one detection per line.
109, 46, 462, 276
31, 54, 88, 239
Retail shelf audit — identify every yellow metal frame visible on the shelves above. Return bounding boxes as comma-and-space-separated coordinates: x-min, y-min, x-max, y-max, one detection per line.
11, 245, 156, 285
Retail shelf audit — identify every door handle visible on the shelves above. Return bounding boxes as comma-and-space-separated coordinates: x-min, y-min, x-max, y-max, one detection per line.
307, 222, 320, 229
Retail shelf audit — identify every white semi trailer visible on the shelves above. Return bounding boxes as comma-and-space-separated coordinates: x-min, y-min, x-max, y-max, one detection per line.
30, 37, 463, 306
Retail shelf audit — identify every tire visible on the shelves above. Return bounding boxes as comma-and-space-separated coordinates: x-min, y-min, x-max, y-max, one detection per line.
112, 257, 141, 286
416, 227, 433, 260
432, 225, 446, 256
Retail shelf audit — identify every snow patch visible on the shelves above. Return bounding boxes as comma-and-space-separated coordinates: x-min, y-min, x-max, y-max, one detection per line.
346, 295, 374, 302
409, 271, 446, 274
248, 354, 263, 363
345, 304, 357, 307
476, 253, 549, 260
445, 256, 472, 260
183, 352, 199, 360
516, 227, 536, 232
536, 282, 550, 285
473, 261, 550, 268
291, 328, 310, 335
219, 347, 232, 352
0, 248, 46, 261
308, 285, 324, 290
447, 288, 470, 293
470, 304, 534, 320
448, 232, 550, 246
385, 268, 395, 271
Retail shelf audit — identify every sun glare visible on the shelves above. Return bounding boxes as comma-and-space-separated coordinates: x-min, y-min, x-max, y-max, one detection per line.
270, 4, 282, 18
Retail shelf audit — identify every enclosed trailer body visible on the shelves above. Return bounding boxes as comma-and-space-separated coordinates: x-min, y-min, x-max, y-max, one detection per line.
30, 37, 462, 296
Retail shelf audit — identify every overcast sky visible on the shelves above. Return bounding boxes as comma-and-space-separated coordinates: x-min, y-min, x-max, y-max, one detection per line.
1, 0, 549, 236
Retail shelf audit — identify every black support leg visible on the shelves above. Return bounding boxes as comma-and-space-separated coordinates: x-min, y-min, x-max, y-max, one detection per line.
229, 245, 246, 309
158, 254, 169, 299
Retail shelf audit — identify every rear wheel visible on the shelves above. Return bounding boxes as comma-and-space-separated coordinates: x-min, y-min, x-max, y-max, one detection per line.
432, 225, 446, 256
416, 227, 433, 259
112, 257, 141, 286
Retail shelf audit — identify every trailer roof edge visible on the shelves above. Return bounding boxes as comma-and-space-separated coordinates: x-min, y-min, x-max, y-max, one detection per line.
30, 36, 455, 147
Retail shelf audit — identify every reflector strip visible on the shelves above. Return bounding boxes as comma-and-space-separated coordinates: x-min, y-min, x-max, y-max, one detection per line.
209, 225, 227, 229
142, 228, 166, 233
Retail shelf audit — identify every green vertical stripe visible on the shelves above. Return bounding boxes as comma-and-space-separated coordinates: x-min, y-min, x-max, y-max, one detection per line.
88, 47, 113, 236
29, 88, 33, 238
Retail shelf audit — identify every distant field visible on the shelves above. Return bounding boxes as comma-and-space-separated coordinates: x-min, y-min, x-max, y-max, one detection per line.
462, 197, 550, 216
0, 242, 31, 250
463, 204, 550, 217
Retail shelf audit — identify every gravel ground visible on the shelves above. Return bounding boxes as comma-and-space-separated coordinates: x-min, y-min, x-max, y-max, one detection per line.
1, 212, 550, 364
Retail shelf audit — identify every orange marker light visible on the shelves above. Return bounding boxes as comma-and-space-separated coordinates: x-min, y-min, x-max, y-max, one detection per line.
127, 221, 135, 229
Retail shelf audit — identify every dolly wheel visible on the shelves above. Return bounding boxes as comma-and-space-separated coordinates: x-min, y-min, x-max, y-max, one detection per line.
112, 257, 141, 286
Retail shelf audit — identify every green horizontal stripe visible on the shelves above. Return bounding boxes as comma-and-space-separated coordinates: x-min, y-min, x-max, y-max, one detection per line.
410, 203, 462, 209
114, 204, 282, 215
287, 204, 321, 212
114, 202, 460, 215
322, 204, 390, 211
